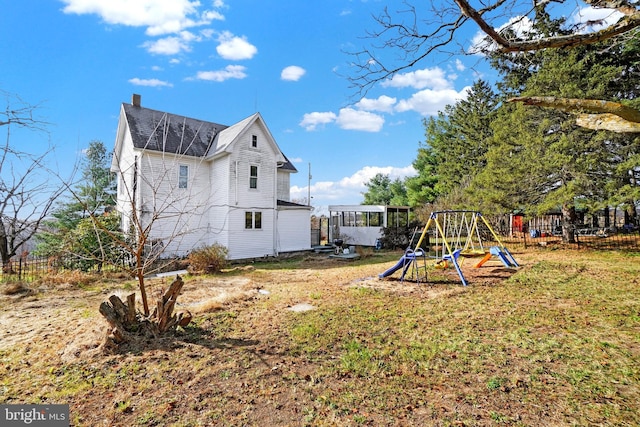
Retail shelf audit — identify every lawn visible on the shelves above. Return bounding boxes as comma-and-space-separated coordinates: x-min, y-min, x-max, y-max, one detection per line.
1, 248, 639, 426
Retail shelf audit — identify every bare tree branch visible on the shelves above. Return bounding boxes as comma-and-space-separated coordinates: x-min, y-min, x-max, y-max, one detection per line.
349, 0, 639, 94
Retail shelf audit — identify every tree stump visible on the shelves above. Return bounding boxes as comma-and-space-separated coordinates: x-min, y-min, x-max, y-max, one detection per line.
99, 275, 192, 348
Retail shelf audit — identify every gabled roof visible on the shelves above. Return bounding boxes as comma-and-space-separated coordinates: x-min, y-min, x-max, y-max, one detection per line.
123, 103, 227, 157
120, 103, 297, 173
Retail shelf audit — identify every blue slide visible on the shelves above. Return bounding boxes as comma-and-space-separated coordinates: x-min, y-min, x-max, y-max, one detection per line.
379, 248, 425, 279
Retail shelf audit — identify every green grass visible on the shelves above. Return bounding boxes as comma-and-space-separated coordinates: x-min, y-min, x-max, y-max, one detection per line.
1, 249, 639, 425
282, 250, 640, 425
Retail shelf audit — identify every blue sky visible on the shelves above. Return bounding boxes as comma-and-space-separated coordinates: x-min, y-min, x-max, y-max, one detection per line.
1, 1, 618, 213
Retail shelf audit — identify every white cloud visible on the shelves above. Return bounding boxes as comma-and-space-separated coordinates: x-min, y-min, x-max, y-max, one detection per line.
216, 31, 257, 60
396, 87, 470, 116
281, 65, 306, 81
355, 95, 397, 113
569, 7, 623, 32
454, 59, 465, 71
336, 108, 384, 132
290, 165, 417, 206
129, 77, 173, 87
194, 65, 247, 82
299, 112, 337, 131
143, 35, 191, 55
381, 67, 452, 90
60, 0, 223, 36
300, 106, 386, 133
469, 16, 534, 54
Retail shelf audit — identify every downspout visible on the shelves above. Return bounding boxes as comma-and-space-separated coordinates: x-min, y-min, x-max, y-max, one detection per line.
273, 161, 279, 257
235, 160, 238, 205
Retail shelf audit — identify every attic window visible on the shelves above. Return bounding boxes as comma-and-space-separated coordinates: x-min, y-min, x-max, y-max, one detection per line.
251, 135, 257, 148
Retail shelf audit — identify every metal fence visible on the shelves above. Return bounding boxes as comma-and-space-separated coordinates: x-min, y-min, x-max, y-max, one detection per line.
505, 224, 640, 250
0, 255, 125, 284
1, 255, 53, 283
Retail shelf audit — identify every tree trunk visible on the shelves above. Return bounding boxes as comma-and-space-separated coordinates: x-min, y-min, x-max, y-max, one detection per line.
99, 275, 192, 349
562, 203, 577, 243
0, 235, 13, 274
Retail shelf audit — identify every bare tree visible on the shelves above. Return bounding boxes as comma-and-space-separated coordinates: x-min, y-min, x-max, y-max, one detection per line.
0, 92, 65, 272
350, 0, 640, 132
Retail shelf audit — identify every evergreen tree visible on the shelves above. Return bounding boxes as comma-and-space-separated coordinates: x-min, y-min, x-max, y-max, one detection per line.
35, 140, 117, 261
472, 23, 640, 240
362, 173, 408, 205
405, 138, 440, 207
410, 79, 498, 208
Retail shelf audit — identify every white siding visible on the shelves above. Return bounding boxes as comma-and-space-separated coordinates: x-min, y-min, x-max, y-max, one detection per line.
207, 156, 231, 249
114, 129, 137, 233
224, 121, 280, 259
136, 151, 212, 256
277, 208, 312, 252
277, 170, 290, 202
227, 208, 275, 259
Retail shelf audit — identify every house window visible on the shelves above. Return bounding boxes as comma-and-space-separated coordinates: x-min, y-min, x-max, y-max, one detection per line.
252, 135, 257, 148
245, 211, 262, 229
179, 165, 188, 189
249, 165, 258, 189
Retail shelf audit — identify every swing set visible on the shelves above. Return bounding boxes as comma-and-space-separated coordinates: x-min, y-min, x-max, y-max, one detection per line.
378, 210, 519, 286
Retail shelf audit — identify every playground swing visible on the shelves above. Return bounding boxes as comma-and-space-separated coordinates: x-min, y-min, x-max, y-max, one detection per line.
378, 211, 519, 286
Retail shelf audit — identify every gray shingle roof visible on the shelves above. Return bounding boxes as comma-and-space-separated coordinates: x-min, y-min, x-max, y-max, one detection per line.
122, 103, 297, 173
123, 103, 228, 157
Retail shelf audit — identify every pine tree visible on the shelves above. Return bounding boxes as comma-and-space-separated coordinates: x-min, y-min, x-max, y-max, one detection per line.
35, 140, 117, 263
472, 24, 640, 240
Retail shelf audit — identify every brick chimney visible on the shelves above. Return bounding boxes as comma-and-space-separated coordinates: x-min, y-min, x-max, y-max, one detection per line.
132, 94, 141, 107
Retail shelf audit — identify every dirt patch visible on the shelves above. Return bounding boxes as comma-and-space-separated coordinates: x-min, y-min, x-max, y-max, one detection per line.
0, 274, 266, 362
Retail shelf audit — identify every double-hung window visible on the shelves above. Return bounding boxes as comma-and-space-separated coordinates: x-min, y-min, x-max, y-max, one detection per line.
179, 165, 188, 189
249, 165, 258, 189
245, 211, 262, 229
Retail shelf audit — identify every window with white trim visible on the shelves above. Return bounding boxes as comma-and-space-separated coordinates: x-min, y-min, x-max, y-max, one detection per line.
179, 165, 188, 189
249, 165, 258, 189
245, 211, 262, 229
251, 134, 258, 148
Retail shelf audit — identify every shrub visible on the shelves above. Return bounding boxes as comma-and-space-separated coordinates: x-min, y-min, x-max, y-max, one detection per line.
380, 220, 423, 250
187, 244, 228, 274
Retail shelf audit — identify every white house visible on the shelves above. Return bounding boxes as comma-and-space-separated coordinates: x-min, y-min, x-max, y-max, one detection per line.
111, 95, 311, 260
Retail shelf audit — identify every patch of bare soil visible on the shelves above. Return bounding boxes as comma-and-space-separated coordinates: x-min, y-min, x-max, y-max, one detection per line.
0, 273, 264, 362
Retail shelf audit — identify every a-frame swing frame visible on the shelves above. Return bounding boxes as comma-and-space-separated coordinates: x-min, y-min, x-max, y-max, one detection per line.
412, 210, 519, 286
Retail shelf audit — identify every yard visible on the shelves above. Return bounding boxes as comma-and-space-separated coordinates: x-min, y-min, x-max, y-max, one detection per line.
1, 248, 639, 426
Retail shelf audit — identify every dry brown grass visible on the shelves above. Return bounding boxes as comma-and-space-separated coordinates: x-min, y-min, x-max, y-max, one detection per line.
0, 249, 639, 426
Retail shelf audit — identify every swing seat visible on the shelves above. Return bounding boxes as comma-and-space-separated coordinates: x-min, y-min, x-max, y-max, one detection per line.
460, 249, 486, 257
